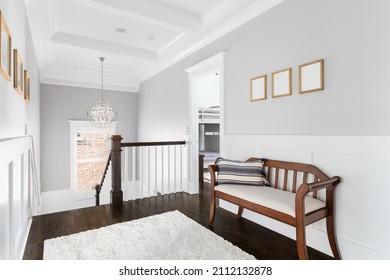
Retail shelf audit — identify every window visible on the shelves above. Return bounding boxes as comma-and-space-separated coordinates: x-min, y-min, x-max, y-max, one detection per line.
69, 121, 116, 192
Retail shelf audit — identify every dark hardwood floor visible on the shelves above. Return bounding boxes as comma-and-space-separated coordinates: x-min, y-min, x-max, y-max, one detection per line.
23, 183, 333, 260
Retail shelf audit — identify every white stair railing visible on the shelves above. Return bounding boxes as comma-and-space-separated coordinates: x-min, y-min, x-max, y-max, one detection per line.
121, 141, 188, 201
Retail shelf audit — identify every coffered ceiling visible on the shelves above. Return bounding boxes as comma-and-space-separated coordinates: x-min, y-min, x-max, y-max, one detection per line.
24, 0, 283, 92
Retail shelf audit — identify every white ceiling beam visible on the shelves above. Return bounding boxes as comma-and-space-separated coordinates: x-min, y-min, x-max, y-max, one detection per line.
40, 66, 140, 93
51, 31, 158, 61
71, 0, 202, 34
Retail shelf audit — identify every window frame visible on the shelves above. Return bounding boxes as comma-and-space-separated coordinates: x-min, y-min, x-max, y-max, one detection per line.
69, 120, 116, 192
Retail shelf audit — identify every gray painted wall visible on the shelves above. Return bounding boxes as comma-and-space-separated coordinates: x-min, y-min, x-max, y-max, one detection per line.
40, 84, 138, 191
0, 0, 41, 174
138, 64, 190, 141
138, 0, 390, 138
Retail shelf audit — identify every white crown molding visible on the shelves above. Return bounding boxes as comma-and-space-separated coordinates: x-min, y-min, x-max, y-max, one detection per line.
40, 66, 140, 93
41, 78, 139, 93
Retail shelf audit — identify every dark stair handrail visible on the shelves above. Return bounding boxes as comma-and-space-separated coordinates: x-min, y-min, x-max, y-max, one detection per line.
95, 153, 112, 206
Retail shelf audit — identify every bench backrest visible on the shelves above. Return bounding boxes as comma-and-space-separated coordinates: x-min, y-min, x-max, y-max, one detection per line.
249, 158, 330, 199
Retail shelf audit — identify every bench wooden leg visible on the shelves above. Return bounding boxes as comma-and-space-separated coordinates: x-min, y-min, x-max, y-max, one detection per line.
208, 195, 216, 225
296, 225, 309, 260
237, 206, 244, 218
296, 211, 309, 260
326, 215, 341, 259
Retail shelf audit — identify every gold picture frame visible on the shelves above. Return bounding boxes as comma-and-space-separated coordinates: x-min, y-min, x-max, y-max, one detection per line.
0, 10, 12, 81
250, 75, 267, 102
13, 49, 23, 95
272, 67, 292, 98
299, 59, 324, 94
24, 70, 30, 102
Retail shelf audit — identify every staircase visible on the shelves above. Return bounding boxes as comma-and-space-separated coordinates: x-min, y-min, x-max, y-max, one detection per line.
95, 135, 188, 206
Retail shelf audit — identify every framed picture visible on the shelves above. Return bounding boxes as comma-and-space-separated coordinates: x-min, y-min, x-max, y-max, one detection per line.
24, 70, 30, 102
272, 67, 292, 98
0, 11, 12, 81
13, 49, 23, 95
250, 75, 267, 101
299, 59, 324, 94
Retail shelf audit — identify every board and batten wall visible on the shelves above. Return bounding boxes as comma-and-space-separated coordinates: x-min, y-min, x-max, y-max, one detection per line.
0, 0, 41, 259
138, 0, 390, 259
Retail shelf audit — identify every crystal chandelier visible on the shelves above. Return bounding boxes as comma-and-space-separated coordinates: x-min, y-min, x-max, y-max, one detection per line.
87, 57, 117, 128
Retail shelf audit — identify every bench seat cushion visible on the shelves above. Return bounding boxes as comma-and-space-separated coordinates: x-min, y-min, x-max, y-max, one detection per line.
215, 184, 325, 217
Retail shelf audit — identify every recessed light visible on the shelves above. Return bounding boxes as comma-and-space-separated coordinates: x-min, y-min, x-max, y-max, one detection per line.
147, 35, 156, 41
116, 27, 126, 33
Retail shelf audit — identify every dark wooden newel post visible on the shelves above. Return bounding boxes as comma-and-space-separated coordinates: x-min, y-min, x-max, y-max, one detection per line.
111, 135, 123, 207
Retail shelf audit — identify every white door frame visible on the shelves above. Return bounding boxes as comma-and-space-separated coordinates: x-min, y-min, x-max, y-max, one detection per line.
185, 52, 225, 194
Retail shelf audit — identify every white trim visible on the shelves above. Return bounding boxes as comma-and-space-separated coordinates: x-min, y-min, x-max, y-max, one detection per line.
185, 52, 225, 194
68, 120, 116, 192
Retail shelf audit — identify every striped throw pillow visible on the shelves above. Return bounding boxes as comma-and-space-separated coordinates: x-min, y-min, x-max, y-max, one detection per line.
215, 157, 270, 186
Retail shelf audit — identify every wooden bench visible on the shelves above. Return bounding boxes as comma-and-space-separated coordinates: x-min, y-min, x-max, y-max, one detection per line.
208, 158, 341, 260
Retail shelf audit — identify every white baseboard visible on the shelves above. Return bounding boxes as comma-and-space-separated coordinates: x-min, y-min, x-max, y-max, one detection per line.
39, 189, 95, 215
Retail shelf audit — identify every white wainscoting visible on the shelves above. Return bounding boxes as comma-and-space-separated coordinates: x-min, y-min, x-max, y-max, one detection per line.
221, 134, 390, 259
0, 136, 40, 260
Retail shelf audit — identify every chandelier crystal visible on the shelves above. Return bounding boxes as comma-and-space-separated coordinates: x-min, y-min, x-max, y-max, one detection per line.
87, 57, 117, 128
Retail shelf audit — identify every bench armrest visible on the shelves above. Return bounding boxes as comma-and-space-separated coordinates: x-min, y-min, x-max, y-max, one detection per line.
297, 176, 340, 199
305, 176, 341, 193
296, 176, 341, 216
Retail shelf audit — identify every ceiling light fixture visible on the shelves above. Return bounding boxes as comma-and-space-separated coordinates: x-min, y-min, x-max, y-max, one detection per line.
116, 27, 126, 33
147, 35, 156, 41
87, 57, 117, 128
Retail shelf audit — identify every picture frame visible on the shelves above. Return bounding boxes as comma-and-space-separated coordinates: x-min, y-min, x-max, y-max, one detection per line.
13, 49, 23, 95
24, 70, 30, 102
250, 75, 267, 101
299, 59, 324, 94
0, 10, 12, 81
272, 67, 292, 98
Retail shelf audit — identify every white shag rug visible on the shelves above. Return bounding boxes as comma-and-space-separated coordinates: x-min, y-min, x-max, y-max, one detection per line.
43, 210, 256, 260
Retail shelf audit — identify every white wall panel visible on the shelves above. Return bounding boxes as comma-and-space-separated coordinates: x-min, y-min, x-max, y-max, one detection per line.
0, 164, 10, 259
222, 134, 390, 259
0, 137, 37, 259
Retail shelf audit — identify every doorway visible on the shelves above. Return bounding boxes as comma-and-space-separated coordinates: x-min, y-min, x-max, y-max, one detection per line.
185, 52, 225, 194
197, 72, 220, 184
